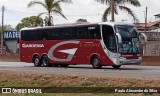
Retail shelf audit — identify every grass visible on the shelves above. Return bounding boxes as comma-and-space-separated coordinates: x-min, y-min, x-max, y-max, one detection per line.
0, 72, 159, 96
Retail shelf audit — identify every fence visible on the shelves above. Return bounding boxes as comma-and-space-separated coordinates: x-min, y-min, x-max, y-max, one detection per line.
0, 46, 6, 55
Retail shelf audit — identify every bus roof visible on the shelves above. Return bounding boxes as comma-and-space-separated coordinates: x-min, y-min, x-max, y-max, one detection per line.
20, 22, 135, 31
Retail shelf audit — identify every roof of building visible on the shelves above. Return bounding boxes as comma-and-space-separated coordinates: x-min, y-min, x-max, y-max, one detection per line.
135, 21, 160, 28
154, 13, 160, 17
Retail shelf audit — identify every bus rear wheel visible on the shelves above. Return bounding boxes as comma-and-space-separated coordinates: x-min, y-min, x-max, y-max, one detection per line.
41, 56, 50, 67
33, 56, 41, 67
91, 56, 102, 69
112, 65, 121, 69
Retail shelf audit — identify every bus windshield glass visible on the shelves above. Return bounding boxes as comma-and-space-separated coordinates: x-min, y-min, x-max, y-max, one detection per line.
116, 25, 140, 54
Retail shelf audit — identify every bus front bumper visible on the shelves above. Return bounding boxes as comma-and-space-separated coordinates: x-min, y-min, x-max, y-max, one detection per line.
118, 57, 142, 65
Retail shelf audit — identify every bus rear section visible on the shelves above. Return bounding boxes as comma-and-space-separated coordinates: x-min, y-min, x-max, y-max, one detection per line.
20, 22, 146, 69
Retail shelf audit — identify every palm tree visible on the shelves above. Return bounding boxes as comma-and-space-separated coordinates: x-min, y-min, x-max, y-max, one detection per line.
96, 0, 141, 23
28, 0, 72, 26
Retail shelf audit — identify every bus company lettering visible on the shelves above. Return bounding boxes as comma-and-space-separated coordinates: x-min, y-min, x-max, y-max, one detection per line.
80, 41, 101, 48
22, 44, 44, 48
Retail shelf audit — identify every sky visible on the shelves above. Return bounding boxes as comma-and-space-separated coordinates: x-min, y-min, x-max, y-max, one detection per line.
0, 0, 160, 28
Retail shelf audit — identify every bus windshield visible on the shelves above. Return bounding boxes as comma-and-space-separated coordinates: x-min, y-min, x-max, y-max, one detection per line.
116, 25, 141, 54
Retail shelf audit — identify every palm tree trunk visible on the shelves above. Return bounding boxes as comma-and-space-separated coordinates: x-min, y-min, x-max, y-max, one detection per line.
111, 0, 115, 22
48, 12, 51, 26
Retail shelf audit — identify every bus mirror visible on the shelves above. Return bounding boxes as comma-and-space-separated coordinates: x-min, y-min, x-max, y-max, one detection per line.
116, 33, 122, 43
140, 33, 147, 43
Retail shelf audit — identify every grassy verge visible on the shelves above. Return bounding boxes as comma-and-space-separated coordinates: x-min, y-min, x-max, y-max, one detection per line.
0, 72, 159, 96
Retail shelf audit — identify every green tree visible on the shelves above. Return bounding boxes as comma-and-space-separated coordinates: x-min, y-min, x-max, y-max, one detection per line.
76, 19, 88, 23
96, 0, 141, 23
0, 25, 15, 39
16, 16, 43, 31
28, 0, 72, 26
0, 25, 15, 31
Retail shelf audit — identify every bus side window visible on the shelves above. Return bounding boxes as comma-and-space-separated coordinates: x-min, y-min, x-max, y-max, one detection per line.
77, 27, 88, 39
88, 26, 101, 39
62, 28, 72, 40
50, 28, 61, 40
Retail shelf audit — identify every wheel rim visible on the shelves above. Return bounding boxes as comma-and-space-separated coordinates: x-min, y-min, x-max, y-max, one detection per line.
93, 58, 99, 67
34, 58, 39, 66
42, 58, 48, 66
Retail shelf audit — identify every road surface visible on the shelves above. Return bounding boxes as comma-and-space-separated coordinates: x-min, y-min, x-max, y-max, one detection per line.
0, 62, 160, 79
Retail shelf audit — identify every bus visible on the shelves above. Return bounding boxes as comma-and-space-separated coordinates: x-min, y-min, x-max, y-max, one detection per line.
20, 22, 147, 69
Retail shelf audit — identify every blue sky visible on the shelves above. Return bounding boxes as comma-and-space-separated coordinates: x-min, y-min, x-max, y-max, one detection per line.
0, 0, 160, 27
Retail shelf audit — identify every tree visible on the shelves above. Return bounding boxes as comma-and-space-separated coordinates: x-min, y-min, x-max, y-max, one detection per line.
76, 19, 88, 23
28, 0, 72, 26
0, 25, 14, 39
0, 25, 15, 31
96, 0, 141, 23
16, 16, 43, 31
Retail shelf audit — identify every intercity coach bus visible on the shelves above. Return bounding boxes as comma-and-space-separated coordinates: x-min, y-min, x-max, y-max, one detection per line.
20, 22, 147, 69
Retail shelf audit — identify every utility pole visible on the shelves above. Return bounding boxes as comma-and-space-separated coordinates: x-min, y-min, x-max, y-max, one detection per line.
111, 0, 115, 22
143, 7, 148, 56
1, 6, 5, 55
144, 7, 148, 32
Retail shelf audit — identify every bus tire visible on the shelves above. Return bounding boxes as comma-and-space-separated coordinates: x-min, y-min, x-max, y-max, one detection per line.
91, 56, 102, 69
41, 56, 50, 67
112, 65, 121, 69
33, 56, 41, 67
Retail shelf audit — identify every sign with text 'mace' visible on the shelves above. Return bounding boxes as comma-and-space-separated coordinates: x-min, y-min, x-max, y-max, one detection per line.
3, 31, 19, 40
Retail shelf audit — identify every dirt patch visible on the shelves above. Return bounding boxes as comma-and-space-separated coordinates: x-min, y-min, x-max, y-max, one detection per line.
0, 71, 160, 87
0, 71, 159, 96
141, 56, 160, 66
0, 54, 20, 62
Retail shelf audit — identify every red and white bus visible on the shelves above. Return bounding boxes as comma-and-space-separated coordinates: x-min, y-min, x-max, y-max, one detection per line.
20, 22, 147, 69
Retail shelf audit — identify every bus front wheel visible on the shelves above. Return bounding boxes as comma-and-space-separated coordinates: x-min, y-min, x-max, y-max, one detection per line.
112, 65, 121, 69
91, 56, 102, 69
33, 56, 41, 67
41, 56, 50, 67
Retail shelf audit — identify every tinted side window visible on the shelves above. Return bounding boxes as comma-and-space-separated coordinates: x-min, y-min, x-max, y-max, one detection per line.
50, 28, 61, 40
61, 28, 72, 40
77, 27, 87, 39
21, 30, 35, 41
88, 26, 101, 39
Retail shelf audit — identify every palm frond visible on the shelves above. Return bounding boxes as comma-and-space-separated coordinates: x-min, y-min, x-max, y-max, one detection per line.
52, 8, 67, 20
119, 5, 139, 23
51, 1, 62, 11
27, 1, 46, 8
35, 12, 46, 26
95, 0, 110, 5
44, 0, 54, 12
102, 7, 111, 21
61, 0, 72, 3
116, 0, 141, 7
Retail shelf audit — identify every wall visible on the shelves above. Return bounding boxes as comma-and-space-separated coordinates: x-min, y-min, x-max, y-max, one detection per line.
5, 40, 19, 54
145, 41, 160, 56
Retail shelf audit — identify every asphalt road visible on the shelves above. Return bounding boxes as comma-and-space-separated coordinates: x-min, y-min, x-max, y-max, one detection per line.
0, 62, 160, 79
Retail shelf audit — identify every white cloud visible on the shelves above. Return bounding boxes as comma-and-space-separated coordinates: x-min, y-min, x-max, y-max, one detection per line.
0, 0, 159, 28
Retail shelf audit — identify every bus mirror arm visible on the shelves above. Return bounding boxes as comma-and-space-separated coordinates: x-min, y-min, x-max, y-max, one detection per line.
116, 33, 122, 44
140, 33, 147, 43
